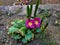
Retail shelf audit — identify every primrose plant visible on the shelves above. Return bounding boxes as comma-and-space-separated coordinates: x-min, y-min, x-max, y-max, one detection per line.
8, 0, 48, 43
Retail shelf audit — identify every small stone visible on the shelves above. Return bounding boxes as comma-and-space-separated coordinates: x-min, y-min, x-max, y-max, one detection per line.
55, 20, 58, 24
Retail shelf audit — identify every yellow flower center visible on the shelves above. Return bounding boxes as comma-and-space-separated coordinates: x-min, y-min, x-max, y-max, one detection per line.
28, 22, 32, 26
35, 20, 38, 25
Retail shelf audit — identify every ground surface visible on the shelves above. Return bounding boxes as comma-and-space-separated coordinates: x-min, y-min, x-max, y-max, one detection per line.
0, 5, 60, 45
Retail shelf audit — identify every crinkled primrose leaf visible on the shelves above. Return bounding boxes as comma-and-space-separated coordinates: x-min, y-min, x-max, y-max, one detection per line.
11, 20, 25, 28
22, 38, 27, 43
25, 33, 34, 41
12, 34, 21, 40
19, 27, 27, 36
8, 26, 18, 34
36, 28, 41, 33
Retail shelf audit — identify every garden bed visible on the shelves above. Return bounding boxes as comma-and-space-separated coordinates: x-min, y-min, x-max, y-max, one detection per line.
0, 5, 60, 45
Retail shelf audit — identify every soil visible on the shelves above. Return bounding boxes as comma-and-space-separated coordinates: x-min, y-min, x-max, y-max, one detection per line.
0, 8, 60, 45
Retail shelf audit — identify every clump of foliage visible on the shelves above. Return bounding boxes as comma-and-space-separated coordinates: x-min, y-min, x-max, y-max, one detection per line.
8, 0, 49, 43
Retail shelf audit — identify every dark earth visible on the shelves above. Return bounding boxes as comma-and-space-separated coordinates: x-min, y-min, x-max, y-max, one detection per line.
0, 6, 60, 45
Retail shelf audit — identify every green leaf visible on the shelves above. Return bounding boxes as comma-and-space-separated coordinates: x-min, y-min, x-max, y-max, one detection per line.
40, 22, 45, 30
34, 0, 39, 17
8, 26, 18, 34
40, 21, 48, 31
13, 19, 19, 23
13, 23, 19, 28
22, 38, 27, 43
26, 5, 33, 19
37, 14, 43, 19
29, 5, 33, 17
44, 9, 50, 17
12, 20, 25, 28
19, 27, 26, 36
36, 28, 41, 33
27, 5, 30, 19
44, 12, 50, 17
17, 20, 25, 27
11, 22, 16, 25
27, 30, 32, 34
43, 23, 48, 30
11, 21, 20, 28
12, 34, 21, 40
18, 20, 24, 23
25, 33, 34, 41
